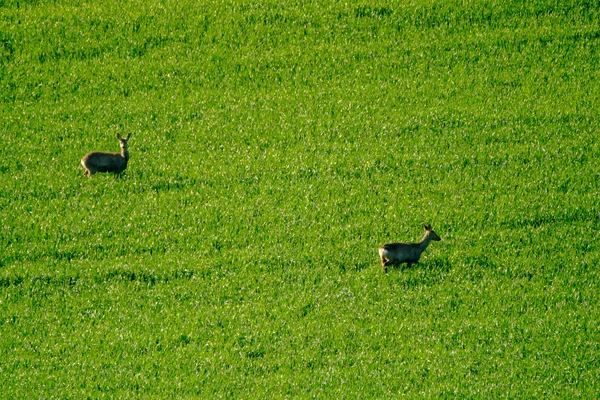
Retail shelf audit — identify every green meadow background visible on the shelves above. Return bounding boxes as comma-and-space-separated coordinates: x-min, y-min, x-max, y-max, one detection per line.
1, 0, 599, 397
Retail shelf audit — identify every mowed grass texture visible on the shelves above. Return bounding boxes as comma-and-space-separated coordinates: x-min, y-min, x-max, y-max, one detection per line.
1, 0, 600, 397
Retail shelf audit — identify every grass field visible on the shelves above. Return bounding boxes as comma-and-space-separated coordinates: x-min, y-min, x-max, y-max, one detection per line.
1, 0, 600, 397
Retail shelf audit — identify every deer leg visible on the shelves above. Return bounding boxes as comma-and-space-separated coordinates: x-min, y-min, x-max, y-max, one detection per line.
382, 259, 391, 273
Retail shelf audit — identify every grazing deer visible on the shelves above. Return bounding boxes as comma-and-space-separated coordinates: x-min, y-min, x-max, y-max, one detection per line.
378, 225, 441, 273
81, 134, 130, 176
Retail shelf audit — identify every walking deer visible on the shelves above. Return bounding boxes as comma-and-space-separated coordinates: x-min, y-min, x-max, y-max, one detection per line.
378, 225, 441, 273
81, 134, 131, 176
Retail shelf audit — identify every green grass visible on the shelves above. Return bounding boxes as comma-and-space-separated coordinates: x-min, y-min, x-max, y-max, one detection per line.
1, 0, 600, 397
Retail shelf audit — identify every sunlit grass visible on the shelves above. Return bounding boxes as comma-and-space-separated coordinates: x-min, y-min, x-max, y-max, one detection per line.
1, 0, 599, 397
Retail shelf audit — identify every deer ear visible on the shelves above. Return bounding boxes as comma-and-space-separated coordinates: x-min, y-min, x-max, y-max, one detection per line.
424, 224, 430, 230
116, 134, 122, 140
125, 134, 130, 140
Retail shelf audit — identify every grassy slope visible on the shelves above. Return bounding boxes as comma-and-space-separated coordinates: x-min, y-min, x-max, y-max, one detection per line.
1, 0, 599, 397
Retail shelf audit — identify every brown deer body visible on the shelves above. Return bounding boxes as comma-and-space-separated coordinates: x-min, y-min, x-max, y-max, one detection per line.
378, 225, 441, 273
81, 134, 130, 176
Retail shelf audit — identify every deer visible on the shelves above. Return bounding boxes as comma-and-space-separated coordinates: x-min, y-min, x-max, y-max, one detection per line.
378, 225, 441, 273
81, 134, 131, 176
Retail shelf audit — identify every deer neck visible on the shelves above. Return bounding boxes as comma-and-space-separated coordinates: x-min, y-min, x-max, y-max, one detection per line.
121, 146, 129, 161
417, 231, 433, 252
